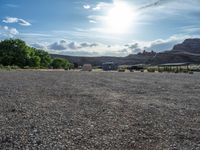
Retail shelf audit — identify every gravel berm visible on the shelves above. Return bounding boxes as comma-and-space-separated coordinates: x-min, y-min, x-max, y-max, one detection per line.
0, 71, 200, 149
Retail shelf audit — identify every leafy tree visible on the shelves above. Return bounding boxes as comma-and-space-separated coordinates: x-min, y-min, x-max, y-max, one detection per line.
51, 58, 69, 69
0, 39, 33, 67
35, 49, 51, 68
0, 39, 71, 69
28, 56, 41, 67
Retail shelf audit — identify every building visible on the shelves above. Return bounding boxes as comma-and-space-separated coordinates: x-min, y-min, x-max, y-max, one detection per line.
158, 62, 191, 72
102, 62, 118, 71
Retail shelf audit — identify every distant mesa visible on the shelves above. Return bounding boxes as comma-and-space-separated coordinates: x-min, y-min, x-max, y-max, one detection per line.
51, 38, 200, 66
172, 38, 200, 54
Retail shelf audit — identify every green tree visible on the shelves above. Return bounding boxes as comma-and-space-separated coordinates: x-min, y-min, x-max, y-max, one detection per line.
28, 56, 41, 67
35, 49, 52, 68
0, 39, 72, 69
0, 39, 54, 68
0, 39, 33, 67
51, 58, 69, 69
0, 39, 43, 68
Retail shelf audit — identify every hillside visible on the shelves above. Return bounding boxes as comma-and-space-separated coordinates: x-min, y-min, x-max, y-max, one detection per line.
150, 39, 200, 64
172, 38, 200, 54
51, 39, 200, 66
51, 51, 156, 66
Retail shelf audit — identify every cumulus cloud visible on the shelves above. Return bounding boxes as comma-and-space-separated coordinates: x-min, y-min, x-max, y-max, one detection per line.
125, 34, 200, 53
48, 40, 99, 51
120, 34, 200, 54
80, 42, 98, 48
9, 28, 19, 35
2, 17, 31, 26
144, 36, 188, 52
67, 42, 80, 50
26, 34, 200, 57
124, 43, 143, 53
145, 40, 177, 52
59, 51, 99, 57
48, 40, 68, 50
0, 25, 19, 37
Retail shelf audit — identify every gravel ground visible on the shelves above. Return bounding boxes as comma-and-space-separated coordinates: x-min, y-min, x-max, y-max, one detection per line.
0, 71, 200, 150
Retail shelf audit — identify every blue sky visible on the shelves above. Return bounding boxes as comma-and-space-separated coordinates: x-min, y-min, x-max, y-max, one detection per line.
0, 0, 200, 56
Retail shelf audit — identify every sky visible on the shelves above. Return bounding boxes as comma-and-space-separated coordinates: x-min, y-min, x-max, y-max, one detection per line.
0, 0, 200, 56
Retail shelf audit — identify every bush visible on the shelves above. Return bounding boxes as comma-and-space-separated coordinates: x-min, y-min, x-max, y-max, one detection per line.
158, 68, 164, 73
0, 64, 4, 69
10, 66, 20, 69
147, 68, 156, 72
51, 58, 70, 69
0, 65, 20, 70
189, 71, 194, 74
118, 68, 125, 72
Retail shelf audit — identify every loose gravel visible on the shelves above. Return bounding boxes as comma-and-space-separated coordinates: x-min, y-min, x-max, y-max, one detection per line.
0, 71, 200, 149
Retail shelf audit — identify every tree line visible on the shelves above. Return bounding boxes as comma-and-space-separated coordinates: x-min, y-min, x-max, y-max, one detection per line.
0, 39, 72, 69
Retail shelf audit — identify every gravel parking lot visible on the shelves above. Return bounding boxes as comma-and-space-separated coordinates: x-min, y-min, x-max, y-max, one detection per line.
0, 71, 200, 149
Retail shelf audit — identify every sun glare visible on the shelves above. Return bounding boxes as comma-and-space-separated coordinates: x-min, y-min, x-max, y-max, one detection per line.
105, 1, 136, 34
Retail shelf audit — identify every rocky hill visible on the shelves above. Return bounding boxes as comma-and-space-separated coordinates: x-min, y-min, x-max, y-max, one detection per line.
172, 39, 200, 54
150, 39, 200, 64
51, 39, 200, 66
51, 51, 156, 66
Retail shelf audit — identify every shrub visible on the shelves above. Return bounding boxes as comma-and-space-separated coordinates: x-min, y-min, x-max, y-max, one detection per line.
0, 65, 20, 70
147, 68, 156, 72
10, 66, 20, 69
189, 71, 194, 74
118, 68, 125, 72
51, 58, 70, 69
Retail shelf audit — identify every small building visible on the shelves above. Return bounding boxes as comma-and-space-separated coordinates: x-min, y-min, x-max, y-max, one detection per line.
82, 64, 92, 71
102, 62, 118, 71
158, 62, 191, 72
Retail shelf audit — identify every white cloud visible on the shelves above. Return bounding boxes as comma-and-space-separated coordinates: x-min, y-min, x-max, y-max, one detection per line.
92, 2, 112, 11
127, 34, 200, 53
30, 34, 199, 56
180, 25, 200, 34
48, 40, 68, 50
2, 17, 31, 26
83, 5, 91, 9
89, 20, 97, 24
67, 42, 80, 50
9, 28, 19, 35
30, 43, 48, 50
0, 25, 19, 37
48, 40, 100, 51
3, 17, 18, 23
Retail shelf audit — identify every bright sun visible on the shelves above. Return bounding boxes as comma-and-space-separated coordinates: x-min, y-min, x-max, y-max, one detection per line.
105, 1, 136, 34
